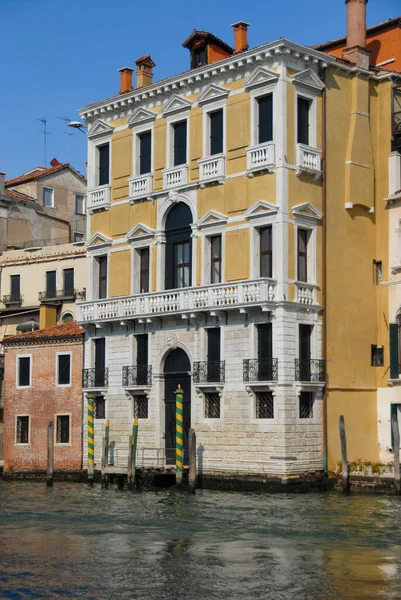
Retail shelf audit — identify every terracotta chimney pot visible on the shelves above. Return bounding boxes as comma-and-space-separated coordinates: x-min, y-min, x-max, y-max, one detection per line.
118, 67, 134, 94
231, 21, 250, 54
135, 56, 156, 89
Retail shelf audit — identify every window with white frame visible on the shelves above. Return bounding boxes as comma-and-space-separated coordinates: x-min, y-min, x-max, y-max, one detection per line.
16, 415, 29, 444
172, 120, 188, 166
57, 353, 71, 386
256, 94, 273, 144
73, 232, 84, 243
137, 131, 152, 175
259, 226, 273, 278
43, 187, 54, 207
297, 228, 311, 283
209, 235, 222, 284
206, 108, 224, 156
17, 355, 31, 388
56, 414, 70, 444
294, 89, 317, 149
97, 143, 110, 186
75, 194, 85, 214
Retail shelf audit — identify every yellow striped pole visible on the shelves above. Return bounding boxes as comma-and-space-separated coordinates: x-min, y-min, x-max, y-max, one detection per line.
175, 384, 184, 485
87, 394, 95, 483
131, 419, 139, 488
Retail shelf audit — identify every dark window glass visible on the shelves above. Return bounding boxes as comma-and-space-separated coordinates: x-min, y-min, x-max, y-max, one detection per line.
17, 416, 29, 443
58, 354, 71, 385
98, 256, 107, 299
18, 356, 30, 387
257, 323, 273, 380
207, 328, 221, 382
46, 271, 56, 297
256, 392, 274, 419
56, 415, 70, 443
205, 393, 220, 418
210, 235, 222, 284
371, 345, 384, 367
173, 121, 187, 166
299, 392, 314, 419
63, 268, 74, 295
210, 109, 223, 156
257, 94, 273, 144
299, 324, 312, 381
10, 275, 20, 300
139, 248, 150, 293
165, 203, 192, 290
94, 338, 106, 388
98, 144, 110, 186
136, 335, 148, 388
134, 395, 148, 419
375, 261, 382, 285
297, 97, 311, 145
260, 226, 272, 278
297, 229, 308, 282
94, 396, 106, 419
174, 241, 191, 288
139, 131, 152, 175
191, 47, 207, 69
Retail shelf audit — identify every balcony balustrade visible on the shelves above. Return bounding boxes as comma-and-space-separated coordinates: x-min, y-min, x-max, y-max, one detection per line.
162, 165, 189, 189
128, 174, 153, 201
296, 282, 316, 305
193, 361, 225, 384
296, 144, 322, 179
2, 294, 22, 306
78, 278, 277, 324
246, 142, 275, 176
87, 185, 111, 213
39, 289, 77, 302
82, 368, 109, 389
295, 359, 325, 382
122, 365, 152, 387
198, 154, 225, 186
243, 358, 278, 382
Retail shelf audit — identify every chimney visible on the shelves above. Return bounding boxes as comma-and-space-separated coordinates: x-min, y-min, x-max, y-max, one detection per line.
135, 56, 156, 89
343, 0, 370, 69
0, 172, 5, 195
231, 21, 250, 54
118, 67, 134, 94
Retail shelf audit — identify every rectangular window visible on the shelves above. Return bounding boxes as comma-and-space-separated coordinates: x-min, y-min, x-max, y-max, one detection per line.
297, 229, 309, 282
375, 261, 382, 285
46, 270, 57, 297
75, 194, 85, 214
63, 268, 74, 295
57, 354, 71, 386
207, 328, 221, 382
98, 256, 107, 299
73, 232, 84, 243
390, 322, 400, 379
297, 97, 312, 145
139, 248, 150, 293
94, 338, 106, 387
98, 143, 110, 186
260, 226, 273, 278
18, 356, 31, 387
174, 241, 191, 288
210, 235, 222, 284
299, 324, 312, 381
173, 121, 187, 166
371, 345, 384, 367
10, 274, 20, 301
134, 395, 148, 419
135, 334, 149, 386
139, 131, 152, 175
56, 415, 70, 444
191, 47, 207, 69
16, 415, 29, 444
256, 392, 274, 419
299, 392, 314, 419
209, 109, 223, 156
257, 323, 273, 380
257, 94, 273, 144
43, 187, 54, 207
205, 393, 220, 418
94, 396, 106, 419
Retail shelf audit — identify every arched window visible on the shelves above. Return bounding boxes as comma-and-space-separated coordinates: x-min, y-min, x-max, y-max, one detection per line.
165, 203, 193, 290
61, 312, 74, 323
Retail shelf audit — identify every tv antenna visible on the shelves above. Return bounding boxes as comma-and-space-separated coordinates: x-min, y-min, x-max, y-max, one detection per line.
56, 116, 73, 163
37, 118, 51, 167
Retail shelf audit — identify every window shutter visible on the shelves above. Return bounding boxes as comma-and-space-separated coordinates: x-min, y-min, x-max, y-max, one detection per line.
390, 323, 399, 379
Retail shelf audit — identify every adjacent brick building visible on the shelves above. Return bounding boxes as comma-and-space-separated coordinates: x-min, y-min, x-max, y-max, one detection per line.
2, 321, 84, 473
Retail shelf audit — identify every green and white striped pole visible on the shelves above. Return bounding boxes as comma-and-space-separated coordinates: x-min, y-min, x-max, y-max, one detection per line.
87, 395, 95, 483
175, 384, 184, 486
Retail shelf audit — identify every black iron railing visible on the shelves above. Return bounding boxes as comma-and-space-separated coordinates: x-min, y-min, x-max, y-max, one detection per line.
243, 358, 278, 382
295, 359, 325, 382
122, 365, 152, 387
82, 368, 108, 388
39, 288, 77, 301
193, 361, 225, 384
2, 294, 22, 305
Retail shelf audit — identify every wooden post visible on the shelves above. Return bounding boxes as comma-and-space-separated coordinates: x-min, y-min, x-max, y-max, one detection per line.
132, 419, 138, 489
87, 394, 95, 484
127, 434, 133, 488
392, 414, 401, 494
175, 384, 184, 486
105, 419, 110, 468
188, 428, 196, 493
101, 438, 106, 488
339, 415, 350, 493
47, 421, 54, 487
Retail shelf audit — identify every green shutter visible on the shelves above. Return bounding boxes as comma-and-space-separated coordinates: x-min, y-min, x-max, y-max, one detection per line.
390, 323, 399, 379
391, 404, 398, 449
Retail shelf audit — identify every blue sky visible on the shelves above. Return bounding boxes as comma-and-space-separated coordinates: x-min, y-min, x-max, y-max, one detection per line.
1, 0, 399, 180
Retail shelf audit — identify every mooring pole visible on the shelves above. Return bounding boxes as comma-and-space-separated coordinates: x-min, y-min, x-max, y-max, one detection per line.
339, 415, 349, 493
175, 384, 184, 486
127, 434, 133, 487
47, 421, 54, 487
105, 419, 110, 468
132, 418, 138, 489
391, 414, 401, 494
188, 428, 196, 493
87, 394, 95, 484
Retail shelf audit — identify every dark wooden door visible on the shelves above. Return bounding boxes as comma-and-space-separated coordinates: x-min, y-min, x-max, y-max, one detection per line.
164, 349, 191, 465
94, 338, 106, 387
258, 323, 273, 380
299, 324, 311, 381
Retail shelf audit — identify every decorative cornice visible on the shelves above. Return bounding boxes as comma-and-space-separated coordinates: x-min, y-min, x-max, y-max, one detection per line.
244, 66, 279, 91
244, 200, 279, 221
126, 223, 156, 242
87, 119, 114, 139
195, 209, 228, 229
86, 232, 113, 250
292, 202, 323, 221
291, 68, 325, 91
161, 94, 192, 117
127, 107, 157, 127
196, 83, 229, 106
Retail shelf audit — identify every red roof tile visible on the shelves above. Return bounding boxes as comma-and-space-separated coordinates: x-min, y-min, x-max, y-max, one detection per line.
3, 189, 36, 202
5, 163, 86, 187
182, 29, 233, 54
314, 17, 401, 51
2, 321, 85, 345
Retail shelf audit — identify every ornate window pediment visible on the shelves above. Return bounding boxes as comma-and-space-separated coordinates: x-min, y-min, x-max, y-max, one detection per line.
87, 119, 114, 140
86, 232, 113, 250
244, 67, 279, 91
292, 202, 322, 221
244, 200, 279, 221
195, 210, 228, 229
291, 69, 325, 91
161, 94, 192, 117
126, 223, 155, 243
197, 84, 229, 106
127, 107, 156, 128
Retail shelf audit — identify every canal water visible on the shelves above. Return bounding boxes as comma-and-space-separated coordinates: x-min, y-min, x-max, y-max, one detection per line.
1, 483, 401, 599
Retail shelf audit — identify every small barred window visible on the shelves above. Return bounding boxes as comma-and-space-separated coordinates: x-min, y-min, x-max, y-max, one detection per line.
255, 392, 274, 419
94, 396, 106, 420
299, 392, 314, 419
134, 395, 148, 419
16, 415, 29, 444
56, 415, 70, 444
205, 393, 220, 419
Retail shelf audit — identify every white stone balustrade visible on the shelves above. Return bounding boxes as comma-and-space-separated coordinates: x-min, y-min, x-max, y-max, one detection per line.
246, 142, 275, 175
198, 154, 225, 185
87, 185, 111, 213
296, 282, 316, 305
162, 165, 189, 189
128, 174, 153, 201
296, 144, 322, 178
78, 278, 278, 323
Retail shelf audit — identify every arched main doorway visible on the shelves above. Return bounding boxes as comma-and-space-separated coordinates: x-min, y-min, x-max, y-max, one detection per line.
165, 203, 193, 290
164, 348, 191, 465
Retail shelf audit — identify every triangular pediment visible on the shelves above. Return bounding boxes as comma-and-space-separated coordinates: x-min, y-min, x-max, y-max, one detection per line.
197, 84, 229, 106
86, 232, 113, 249
244, 67, 279, 91
195, 210, 228, 229
87, 119, 114, 140
244, 201, 279, 221
161, 94, 192, 117
291, 69, 325, 91
126, 223, 155, 241
292, 202, 322, 220
127, 107, 156, 127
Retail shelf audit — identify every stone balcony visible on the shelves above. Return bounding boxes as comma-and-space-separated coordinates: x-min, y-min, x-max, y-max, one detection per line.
77, 278, 277, 324
198, 154, 225, 186
295, 282, 318, 305
296, 144, 322, 179
87, 185, 111, 213
246, 142, 275, 176
162, 165, 189, 189
128, 174, 153, 202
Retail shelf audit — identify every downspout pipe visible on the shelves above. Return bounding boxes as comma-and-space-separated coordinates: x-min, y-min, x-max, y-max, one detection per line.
320, 65, 328, 476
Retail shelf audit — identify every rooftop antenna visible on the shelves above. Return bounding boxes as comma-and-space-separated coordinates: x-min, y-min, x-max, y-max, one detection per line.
37, 118, 51, 167
56, 116, 73, 163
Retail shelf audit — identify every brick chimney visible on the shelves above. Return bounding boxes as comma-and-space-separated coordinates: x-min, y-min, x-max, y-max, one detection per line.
343, 0, 370, 69
231, 21, 250, 54
118, 67, 134, 94
135, 56, 156, 89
